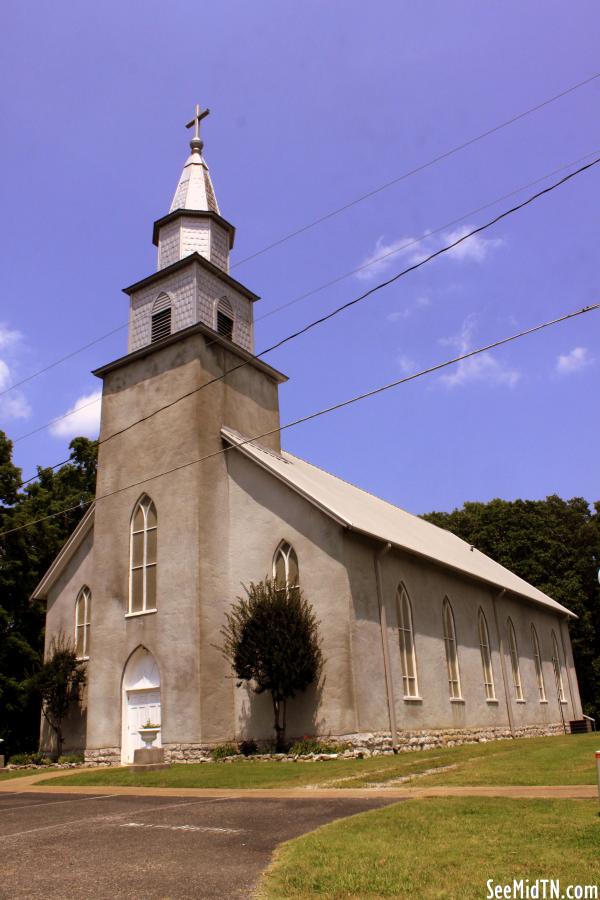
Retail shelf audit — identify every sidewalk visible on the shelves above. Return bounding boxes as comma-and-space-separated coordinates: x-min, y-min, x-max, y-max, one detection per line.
0, 769, 596, 800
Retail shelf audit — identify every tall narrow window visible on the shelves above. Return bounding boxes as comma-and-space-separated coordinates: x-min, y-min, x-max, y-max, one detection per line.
130, 495, 158, 614
216, 297, 234, 340
507, 618, 524, 701
273, 541, 299, 592
397, 586, 419, 698
151, 293, 172, 343
442, 598, 462, 700
551, 630, 566, 702
478, 608, 495, 700
531, 625, 546, 702
75, 586, 91, 659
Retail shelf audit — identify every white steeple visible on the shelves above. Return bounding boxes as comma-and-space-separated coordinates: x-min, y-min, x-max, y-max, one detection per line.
153, 104, 234, 273
170, 104, 220, 214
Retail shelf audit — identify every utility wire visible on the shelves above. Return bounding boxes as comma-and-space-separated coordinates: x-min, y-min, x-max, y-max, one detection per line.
17, 149, 598, 487
2, 301, 598, 540
2, 71, 599, 400
12, 152, 600, 450
230, 72, 600, 267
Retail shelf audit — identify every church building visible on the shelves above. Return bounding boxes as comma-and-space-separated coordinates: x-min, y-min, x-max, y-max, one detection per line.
34, 108, 583, 764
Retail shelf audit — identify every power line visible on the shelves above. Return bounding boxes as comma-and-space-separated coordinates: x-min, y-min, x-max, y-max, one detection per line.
2, 301, 598, 540
12, 152, 600, 450
17, 149, 599, 487
230, 72, 600, 267
2, 72, 598, 401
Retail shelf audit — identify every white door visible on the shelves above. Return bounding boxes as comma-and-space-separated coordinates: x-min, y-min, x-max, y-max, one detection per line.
126, 689, 161, 762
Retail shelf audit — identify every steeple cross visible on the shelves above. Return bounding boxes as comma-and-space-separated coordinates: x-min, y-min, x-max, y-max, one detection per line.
186, 103, 210, 141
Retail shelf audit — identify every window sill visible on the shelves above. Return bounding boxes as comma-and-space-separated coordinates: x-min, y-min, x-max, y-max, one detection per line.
515, 699, 526, 704
450, 697, 465, 704
125, 609, 158, 619
560, 700, 569, 705
76, 656, 90, 662
403, 695, 423, 703
485, 698, 499, 705
539, 700, 548, 704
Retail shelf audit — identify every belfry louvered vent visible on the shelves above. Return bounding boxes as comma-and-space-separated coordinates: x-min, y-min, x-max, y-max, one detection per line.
151, 307, 171, 343
217, 311, 234, 340
216, 298, 234, 341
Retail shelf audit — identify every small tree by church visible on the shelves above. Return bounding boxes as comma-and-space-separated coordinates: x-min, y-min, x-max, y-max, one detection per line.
29, 634, 86, 761
221, 579, 323, 752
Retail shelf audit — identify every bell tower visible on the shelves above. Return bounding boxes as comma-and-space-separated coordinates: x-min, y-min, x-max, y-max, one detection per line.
124, 104, 256, 355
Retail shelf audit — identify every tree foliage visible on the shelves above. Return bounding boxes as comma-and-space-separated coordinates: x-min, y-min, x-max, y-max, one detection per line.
0, 430, 97, 755
423, 496, 600, 720
28, 633, 86, 760
221, 579, 323, 751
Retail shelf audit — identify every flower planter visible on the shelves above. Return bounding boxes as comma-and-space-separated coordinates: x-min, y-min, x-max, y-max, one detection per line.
138, 727, 160, 748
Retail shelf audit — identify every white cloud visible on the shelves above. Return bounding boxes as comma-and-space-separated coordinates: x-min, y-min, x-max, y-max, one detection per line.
386, 295, 431, 322
556, 347, 594, 375
397, 354, 415, 374
49, 390, 102, 439
0, 323, 22, 350
0, 358, 31, 420
356, 225, 503, 282
442, 225, 503, 262
439, 317, 520, 389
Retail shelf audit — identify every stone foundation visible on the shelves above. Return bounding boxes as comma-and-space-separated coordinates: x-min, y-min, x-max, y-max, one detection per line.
84, 747, 121, 766
81, 724, 566, 766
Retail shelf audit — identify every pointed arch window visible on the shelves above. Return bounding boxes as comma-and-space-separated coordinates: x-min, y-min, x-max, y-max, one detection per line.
551, 630, 566, 702
151, 293, 172, 343
442, 598, 462, 700
129, 495, 158, 614
273, 541, 299, 592
478, 608, 495, 700
507, 618, 524, 701
531, 625, 546, 702
75, 586, 91, 659
216, 297, 234, 340
397, 585, 419, 698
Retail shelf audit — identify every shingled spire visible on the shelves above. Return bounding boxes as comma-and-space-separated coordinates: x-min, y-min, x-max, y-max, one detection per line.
170, 104, 220, 214
152, 104, 235, 272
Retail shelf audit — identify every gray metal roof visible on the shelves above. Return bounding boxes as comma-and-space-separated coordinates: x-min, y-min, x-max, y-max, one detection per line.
221, 427, 573, 617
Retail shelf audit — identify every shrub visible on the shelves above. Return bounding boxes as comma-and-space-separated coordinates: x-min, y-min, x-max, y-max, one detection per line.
58, 754, 84, 764
8, 751, 51, 766
288, 738, 348, 756
239, 739, 258, 757
210, 743, 239, 760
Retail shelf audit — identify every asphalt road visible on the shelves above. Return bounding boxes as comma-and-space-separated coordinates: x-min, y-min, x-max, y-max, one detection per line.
0, 790, 396, 899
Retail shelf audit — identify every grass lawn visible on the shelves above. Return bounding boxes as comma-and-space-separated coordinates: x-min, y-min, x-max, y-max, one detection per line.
258, 798, 600, 899
40, 733, 599, 789
0, 768, 50, 781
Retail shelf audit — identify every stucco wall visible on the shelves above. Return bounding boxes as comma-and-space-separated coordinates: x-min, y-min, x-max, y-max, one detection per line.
82, 330, 282, 757
347, 535, 580, 736
43, 528, 95, 754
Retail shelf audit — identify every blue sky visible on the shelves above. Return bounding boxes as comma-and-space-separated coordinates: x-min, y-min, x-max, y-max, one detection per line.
1, 1, 599, 514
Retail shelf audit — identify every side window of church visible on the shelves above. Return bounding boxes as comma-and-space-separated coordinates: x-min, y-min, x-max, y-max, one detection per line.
151, 293, 172, 343
442, 598, 462, 700
273, 541, 299, 592
478, 608, 495, 701
130, 495, 158, 614
75, 586, 91, 659
397, 586, 419, 699
507, 618, 524, 701
216, 297, 234, 341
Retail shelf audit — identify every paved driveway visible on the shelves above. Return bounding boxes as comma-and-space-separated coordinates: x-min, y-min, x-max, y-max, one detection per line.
0, 790, 396, 899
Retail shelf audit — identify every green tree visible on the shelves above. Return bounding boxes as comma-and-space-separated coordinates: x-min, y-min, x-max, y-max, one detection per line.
221, 579, 323, 751
29, 633, 86, 760
423, 496, 600, 720
0, 431, 97, 755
